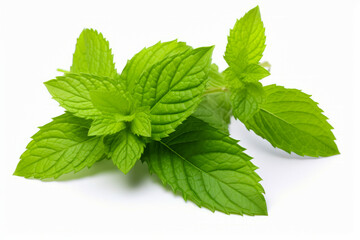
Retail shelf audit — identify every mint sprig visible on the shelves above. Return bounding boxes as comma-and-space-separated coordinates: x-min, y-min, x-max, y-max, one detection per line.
14, 6, 339, 216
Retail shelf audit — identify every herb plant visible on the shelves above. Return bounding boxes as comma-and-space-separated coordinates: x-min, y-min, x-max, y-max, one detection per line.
14, 6, 339, 216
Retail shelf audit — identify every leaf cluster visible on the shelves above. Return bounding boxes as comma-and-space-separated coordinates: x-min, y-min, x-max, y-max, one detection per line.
14, 6, 339, 216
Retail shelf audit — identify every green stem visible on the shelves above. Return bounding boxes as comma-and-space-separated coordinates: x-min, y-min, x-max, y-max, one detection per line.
57, 68, 70, 74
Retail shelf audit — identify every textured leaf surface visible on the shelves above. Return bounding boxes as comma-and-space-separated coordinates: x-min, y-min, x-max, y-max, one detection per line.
192, 92, 231, 133
230, 82, 265, 122
45, 73, 119, 119
70, 29, 117, 78
120, 40, 191, 91
206, 64, 226, 89
240, 64, 270, 82
131, 110, 151, 137
88, 117, 126, 136
110, 130, 145, 174
134, 46, 214, 140
143, 117, 267, 215
14, 113, 105, 179
245, 84, 339, 157
224, 6, 266, 71
90, 90, 132, 115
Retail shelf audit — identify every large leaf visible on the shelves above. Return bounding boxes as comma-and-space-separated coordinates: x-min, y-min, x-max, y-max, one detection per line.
120, 40, 191, 91
133, 46, 214, 140
44, 73, 120, 119
143, 117, 267, 215
70, 28, 117, 78
245, 84, 339, 157
14, 113, 105, 179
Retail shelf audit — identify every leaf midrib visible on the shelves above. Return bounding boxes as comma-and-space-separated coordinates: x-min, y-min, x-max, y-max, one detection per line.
259, 108, 338, 152
159, 141, 265, 212
150, 50, 207, 114
19, 136, 102, 171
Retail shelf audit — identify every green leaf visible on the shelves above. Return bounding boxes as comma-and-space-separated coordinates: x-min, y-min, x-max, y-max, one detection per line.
206, 64, 226, 89
71, 29, 117, 78
109, 130, 145, 174
120, 40, 191, 91
131, 110, 151, 137
88, 117, 126, 136
143, 117, 267, 216
134, 46, 214, 140
192, 91, 232, 133
89, 90, 132, 115
241, 64, 270, 82
224, 6, 266, 72
244, 84, 339, 157
14, 113, 105, 179
44, 73, 119, 119
230, 81, 265, 122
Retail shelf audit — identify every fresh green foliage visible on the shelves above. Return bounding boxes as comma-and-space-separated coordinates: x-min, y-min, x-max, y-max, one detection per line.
192, 91, 232, 133
120, 40, 191, 91
224, 6, 269, 122
133, 47, 214, 140
45, 73, 119, 119
71, 29, 117, 78
244, 85, 339, 157
143, 117, 267, 215
109, 130, 145, 174
15, 5, 339, 216
14, 113, 105, 179
229, 81, 265, 122
224, 6, 267, 76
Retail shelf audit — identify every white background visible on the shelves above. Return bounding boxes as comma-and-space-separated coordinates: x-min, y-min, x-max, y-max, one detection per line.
0, 0, 358, 239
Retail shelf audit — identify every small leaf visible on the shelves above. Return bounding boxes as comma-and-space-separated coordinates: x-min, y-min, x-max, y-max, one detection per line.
44, 73, 119, 119
245, 84, 339, 157
224, 6, 266, 71
241, 64, 270, 82
14, 113, 105, 179
109, 130, 145, 174
131, 110, 151, 137
71, 29, 117, 78
230, 82, 265, 122
143, 117, 267, 215
88, 117, 126, 136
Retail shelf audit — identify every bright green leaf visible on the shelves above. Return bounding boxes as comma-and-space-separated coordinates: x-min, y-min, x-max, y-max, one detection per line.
71, 29, 117, 78
109, 130, 145, 174
120, 40, 191, 91
134, 46, 214, 140
224, 6, 266, 71
241, 64, 270, 82
88, 117, 126, 136
14, 113, 105, 179
89, 90, 132, 115
131, 110, 151, 137
143, 117, 267, 216
245, 84, 339, 157
206, 64, 226, 89
230, 82, 265, 122
44, 73, 119, 119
